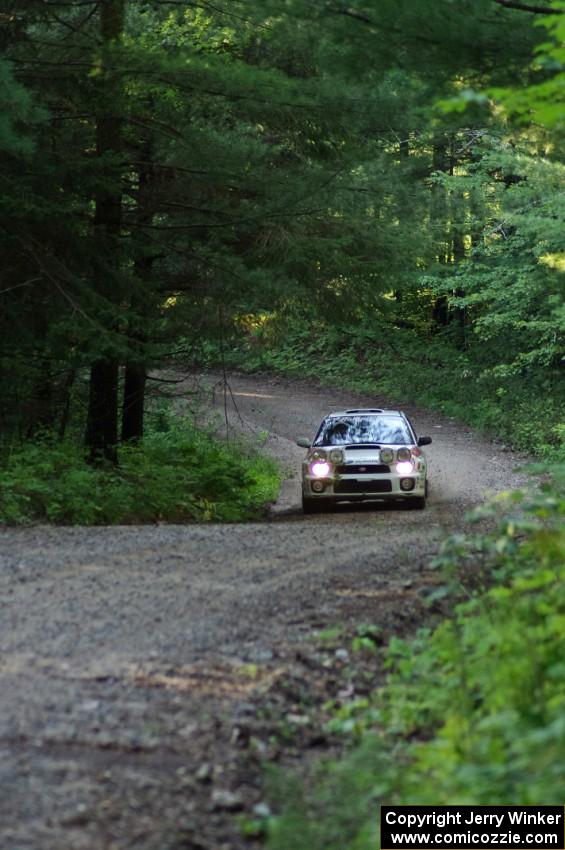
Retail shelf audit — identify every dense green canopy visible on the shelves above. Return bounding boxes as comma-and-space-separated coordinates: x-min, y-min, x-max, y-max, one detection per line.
0, 0, 563, 459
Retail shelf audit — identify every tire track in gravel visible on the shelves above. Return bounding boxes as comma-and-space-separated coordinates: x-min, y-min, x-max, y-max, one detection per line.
0, 371, 529, 850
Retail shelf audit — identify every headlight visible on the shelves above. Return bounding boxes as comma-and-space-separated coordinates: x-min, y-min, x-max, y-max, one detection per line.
397, 447, 411, 462
329, 449, 344, 464
311, 461, 331, 478
380, 448, 394, 464
310, 448, 327, 461
396, 461, 413, 475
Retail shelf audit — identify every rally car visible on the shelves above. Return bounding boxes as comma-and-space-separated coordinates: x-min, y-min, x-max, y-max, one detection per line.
297, 408, 431, 513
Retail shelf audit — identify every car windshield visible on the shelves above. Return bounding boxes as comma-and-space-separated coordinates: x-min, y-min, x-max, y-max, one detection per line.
314, 416, 412, 446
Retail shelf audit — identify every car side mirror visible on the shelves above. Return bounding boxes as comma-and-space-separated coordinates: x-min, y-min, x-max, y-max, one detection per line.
296, 438, 311, 449
418, 436, 432, 447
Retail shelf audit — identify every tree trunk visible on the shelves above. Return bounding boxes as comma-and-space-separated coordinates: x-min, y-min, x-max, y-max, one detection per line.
431, 138, 450, 328
449, 135, 468, 348
452, 229, 467, 348
28, 354, 54, 435
85, 0, 125, 464
86, 360, 119, 463
121, 362, 146, 442
121, 138, 154, 442
58, 368, 76, 440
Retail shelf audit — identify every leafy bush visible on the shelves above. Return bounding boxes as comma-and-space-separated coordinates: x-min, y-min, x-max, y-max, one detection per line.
0, 419, 280, 525
267, 470, 565, 848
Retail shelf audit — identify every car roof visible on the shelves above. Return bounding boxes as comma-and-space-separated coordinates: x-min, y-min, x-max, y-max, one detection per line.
324, 409, 403, 418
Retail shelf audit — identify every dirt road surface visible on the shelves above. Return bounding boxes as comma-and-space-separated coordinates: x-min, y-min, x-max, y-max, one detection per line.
0, 372, 527, 850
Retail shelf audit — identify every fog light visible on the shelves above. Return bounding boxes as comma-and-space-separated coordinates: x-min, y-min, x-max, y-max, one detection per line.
312, 480, 325, 493
396, 461, 413, 475
311, 461, 331, 477
400, 478, 415, 491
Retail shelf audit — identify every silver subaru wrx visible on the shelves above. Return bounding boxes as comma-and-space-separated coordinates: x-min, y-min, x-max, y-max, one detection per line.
297, 409, 431, 513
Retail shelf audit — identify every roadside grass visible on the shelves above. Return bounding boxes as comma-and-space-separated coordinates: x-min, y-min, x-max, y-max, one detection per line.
183, 321, 565, 837
0, 417, 280, 525
265, 468, 565, 848
184, 321, 565, 834
190, 320, 565, 461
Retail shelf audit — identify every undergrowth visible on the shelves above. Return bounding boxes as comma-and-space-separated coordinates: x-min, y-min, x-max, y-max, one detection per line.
0, 415, 280, 525
266, 467, 565, 848
189, 319, 565, 461
186, 317, 565, 836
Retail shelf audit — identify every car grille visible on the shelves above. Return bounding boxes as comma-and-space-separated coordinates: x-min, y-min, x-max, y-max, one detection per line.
334, 480, 393, 494
336, 464, 390, 474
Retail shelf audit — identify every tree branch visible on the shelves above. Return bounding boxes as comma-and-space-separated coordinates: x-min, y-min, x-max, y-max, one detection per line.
131, 205, 326, 230
43, 1, 98, 6
329, 7, 454, 47
0, 277, 43, 297
493, 0, 561, 14
334, 7, 373, 25
49, 5, 100, 43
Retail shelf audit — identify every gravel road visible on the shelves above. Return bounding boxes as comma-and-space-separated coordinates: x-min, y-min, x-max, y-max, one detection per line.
0, 372, 528, 850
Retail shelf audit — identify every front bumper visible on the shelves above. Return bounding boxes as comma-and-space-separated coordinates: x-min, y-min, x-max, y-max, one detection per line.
302, 470, 426, 501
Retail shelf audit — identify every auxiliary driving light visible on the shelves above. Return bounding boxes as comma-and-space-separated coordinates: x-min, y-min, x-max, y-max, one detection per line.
396, 461, 413, 475
400, 478, 415, 491
312, 480, 325, 493
311, 461, 331, 478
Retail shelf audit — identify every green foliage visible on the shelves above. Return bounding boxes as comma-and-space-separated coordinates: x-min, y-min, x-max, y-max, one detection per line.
0, 57, 44, 156
267, 471, 565, 848
492, 1, 565, 129
193, 315, 565, 460
0, 419, 280, 525
1, 1, 563, 500
0, 0, 438, 449
352, 624, 382, 654
423, 136, 565, 378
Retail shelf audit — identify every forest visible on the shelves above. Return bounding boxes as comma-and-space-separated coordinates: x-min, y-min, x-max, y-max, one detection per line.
1, 0, 564, 518
1, 1, 565, 845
